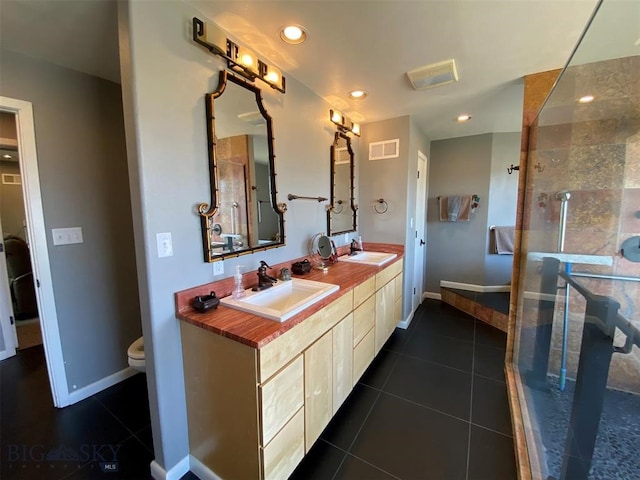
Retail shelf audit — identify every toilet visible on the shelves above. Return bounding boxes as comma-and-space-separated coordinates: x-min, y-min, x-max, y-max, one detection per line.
127, 336, 145, 373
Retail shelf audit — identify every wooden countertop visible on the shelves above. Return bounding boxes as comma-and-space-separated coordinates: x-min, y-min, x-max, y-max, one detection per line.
175, 243, 404, 349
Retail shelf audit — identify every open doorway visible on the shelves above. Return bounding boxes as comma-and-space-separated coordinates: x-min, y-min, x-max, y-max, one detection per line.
1, 112, 42, 350
0, 97, 68, 407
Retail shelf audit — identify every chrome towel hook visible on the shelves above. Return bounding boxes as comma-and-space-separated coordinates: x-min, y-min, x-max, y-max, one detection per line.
507, 164, 520, 174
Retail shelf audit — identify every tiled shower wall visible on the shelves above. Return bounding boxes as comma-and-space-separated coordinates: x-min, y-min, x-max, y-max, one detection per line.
523, 56, 640, 392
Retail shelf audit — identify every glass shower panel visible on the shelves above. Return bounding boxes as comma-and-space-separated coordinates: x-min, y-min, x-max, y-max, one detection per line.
513, 1, 640, 479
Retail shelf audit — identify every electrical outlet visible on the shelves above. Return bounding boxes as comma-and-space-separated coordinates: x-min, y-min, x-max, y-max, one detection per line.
156, 232, 173, 258
213, 261, 224, 276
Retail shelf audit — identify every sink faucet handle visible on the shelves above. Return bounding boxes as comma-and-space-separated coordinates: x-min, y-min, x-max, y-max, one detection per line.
259, 260, 272, 269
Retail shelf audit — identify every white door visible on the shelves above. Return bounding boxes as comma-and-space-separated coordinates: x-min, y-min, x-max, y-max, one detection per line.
413, 152, 428, 313
0, 218, 18, 360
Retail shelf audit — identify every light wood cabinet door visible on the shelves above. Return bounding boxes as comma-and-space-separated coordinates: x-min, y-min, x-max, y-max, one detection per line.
353, 295, 375, 347
333, 314, 353, 413
304, 330, 333, 451
375, 280, 394, 353
260, 355, 304, 446
353, 328, 375, 385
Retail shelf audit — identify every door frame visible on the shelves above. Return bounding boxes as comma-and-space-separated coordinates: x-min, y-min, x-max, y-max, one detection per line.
413, 151, 428, 313
0, 96, 68, 407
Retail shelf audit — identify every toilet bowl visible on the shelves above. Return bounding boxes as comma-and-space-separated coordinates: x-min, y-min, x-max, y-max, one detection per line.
127, 336, 145, 373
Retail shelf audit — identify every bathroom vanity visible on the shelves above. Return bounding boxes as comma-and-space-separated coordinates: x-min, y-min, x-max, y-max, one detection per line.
175, 244, 403, 479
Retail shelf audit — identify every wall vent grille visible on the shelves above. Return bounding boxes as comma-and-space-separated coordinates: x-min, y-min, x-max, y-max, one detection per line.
2, 173, 21, 185
369, 139, 399, 161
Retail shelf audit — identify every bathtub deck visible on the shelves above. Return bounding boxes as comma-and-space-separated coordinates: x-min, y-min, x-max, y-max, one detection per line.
440, 287, 509, 332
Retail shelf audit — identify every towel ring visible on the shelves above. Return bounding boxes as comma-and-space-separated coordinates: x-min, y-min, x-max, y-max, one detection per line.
373, 198, 388, 214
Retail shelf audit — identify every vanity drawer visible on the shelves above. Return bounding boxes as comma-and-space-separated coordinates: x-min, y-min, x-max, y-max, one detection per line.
353, 328, 375, 385
258, 292, 352, 382
260, 355, 304, 446
262, 407, 305, 480
376, 259, 403, 290
353, 295, 375, 347
353, 276, 375, 309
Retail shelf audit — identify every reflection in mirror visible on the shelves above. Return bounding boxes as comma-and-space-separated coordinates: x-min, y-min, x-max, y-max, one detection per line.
327, 132, 357, 235
198, 71, 285, 262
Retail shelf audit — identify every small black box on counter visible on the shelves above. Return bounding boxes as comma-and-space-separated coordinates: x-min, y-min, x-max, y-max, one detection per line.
291, 259, 312, 275
192, 291, 220, 313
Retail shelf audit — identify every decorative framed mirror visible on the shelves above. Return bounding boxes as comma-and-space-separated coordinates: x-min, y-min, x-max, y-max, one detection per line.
198, 71, 285, 262
327, 131, 357, 235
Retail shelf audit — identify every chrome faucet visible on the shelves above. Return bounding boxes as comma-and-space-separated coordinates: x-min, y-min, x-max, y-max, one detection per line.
253, 260, 278, 291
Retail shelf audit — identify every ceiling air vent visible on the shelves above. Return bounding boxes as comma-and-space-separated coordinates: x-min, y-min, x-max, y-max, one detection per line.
406, 59, 459, 90
369, 139, 399, 161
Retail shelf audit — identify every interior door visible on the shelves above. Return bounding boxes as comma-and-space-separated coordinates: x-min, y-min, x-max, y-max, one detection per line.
413, 152, 428, 313
0, 218, 18, 360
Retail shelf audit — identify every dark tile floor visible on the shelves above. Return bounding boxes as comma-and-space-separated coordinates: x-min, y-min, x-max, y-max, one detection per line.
0, 346, 154, 480
290, 299, 516, 480
1, 300, 516, 480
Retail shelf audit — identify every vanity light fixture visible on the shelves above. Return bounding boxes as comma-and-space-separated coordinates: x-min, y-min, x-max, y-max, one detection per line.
192, 17, 286, 93
456, 114, 472, 123
578, 95, 594, 104
280, 24, 308, 45
349, 90, 367, 100
330, 109, 361, 137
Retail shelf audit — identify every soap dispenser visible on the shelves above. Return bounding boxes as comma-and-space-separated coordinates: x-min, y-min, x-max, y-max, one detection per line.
232, 266, 246, 299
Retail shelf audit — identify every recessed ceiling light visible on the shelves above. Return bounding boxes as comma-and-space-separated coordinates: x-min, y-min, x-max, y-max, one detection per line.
349, 90, 367, 99
280, 24, 308, 45
456, 114, 472, 123
578, 95, 594, 104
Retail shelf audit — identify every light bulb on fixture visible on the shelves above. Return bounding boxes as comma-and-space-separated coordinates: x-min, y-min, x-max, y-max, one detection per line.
456, 114, 472, 123
331, 110, 344, 125
578, 95, 594, 104
236, 45, 259, 75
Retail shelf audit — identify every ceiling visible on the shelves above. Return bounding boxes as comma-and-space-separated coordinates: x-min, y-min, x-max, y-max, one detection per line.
1, 0, 606, 140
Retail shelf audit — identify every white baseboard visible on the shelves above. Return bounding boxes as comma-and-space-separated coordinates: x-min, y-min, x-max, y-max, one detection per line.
423, 292, 442, 300
150, 455, 190, 480
397, 312, 413, 330
189, 454, 222, 480
440, 281, 511, 293
67, 366, 138, 405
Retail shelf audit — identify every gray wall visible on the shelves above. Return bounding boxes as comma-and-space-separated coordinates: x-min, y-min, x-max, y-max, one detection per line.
0, 161, 26, 239
426, 133, 519, 293
485, 132, 520, 285
359, 115, 431, 322
0, 50, 141, 390
119, 0, 361, 470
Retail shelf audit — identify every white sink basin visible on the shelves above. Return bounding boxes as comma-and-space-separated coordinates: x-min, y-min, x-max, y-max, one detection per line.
339, 251, 397, 267
219, 278, 339, 322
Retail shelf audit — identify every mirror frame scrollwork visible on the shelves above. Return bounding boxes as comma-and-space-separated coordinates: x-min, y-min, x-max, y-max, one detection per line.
327, 131, 357, 235
198, 70, 286, 262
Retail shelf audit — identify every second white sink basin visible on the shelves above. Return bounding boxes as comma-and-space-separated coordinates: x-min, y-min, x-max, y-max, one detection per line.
339, 251, 397, 267
219, 278, 339, 322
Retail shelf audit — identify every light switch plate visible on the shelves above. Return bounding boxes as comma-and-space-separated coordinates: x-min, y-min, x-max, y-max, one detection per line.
52, 227, 84, 246
156, 232, 173, 258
